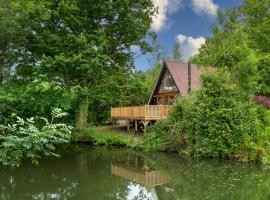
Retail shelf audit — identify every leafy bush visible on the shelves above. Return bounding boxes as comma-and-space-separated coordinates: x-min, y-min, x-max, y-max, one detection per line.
140, 119, 185, 152
77, 127, 136, 147
142, 70, 270, 163
0, 81, 77, 125
0, 108, 73, 166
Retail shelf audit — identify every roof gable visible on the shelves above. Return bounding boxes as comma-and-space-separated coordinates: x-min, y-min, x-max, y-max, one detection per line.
166, 60, 201, 96
148, 61, 205, 104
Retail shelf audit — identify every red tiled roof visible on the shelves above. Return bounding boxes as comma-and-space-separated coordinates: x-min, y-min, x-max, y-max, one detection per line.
165, 61, 201, 96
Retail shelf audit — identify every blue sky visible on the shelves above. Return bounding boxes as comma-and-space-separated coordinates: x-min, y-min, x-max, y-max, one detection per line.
135, 0, 244, 71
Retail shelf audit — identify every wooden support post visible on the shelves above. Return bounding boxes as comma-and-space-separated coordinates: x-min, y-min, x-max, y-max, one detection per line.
127, 120, 130, 132
135, 120, 138, 132
142, 120, 149, 134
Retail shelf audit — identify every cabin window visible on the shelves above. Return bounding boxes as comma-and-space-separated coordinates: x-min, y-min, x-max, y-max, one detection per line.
164, 96, 169, 105
157, 97, 162, 105
159, 71, 177, 93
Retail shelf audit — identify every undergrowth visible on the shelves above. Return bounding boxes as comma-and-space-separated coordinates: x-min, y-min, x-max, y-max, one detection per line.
73, 127, 139, 148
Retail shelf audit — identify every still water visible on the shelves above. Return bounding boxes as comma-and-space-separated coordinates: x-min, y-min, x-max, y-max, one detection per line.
1, 144, 270, 200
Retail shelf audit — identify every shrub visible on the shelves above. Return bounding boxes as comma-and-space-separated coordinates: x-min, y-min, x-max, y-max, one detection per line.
0, 82, 76, 125
0, 108, 73, 166
78, 127, 136, 147
142, 70, 270, 163
140, 119, 186, 152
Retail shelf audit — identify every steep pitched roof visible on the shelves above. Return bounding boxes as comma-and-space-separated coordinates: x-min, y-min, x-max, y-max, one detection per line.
148, 60, 212, 104
165, 60, 201, 96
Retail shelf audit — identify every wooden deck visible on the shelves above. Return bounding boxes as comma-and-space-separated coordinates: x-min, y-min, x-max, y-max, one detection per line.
111, 105, 171, 121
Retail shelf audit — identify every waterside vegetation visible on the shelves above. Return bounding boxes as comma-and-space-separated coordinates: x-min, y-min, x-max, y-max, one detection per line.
0, 0, 270, 166
73, 126, 140, 148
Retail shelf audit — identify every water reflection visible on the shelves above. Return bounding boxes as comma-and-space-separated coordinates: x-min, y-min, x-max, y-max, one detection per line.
1, 145, 270, 200
111, 154, 168, 187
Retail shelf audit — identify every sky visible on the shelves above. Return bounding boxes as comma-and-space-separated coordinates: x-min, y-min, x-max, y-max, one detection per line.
134, 0, 244, 71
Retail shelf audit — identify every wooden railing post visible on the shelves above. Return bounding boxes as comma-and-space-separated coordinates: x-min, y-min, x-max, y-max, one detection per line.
111, 105, 171, 120
144, 105, 147, 120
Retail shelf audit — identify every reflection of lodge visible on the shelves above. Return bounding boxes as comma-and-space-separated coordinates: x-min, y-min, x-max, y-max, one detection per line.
111, 154, 168, 187
111, 163, 168, 187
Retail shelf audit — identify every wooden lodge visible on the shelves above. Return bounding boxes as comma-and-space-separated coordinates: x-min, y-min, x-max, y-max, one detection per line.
111, 60, 207, 131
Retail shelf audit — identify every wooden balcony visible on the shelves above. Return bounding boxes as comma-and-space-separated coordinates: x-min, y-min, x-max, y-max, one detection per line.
111, 105, 171, 121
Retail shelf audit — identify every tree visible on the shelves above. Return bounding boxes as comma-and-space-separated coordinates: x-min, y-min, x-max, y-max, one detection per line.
172, 43, 183, 62
142, 70, 270, 163
9, 0, 156, 130
243, 0, 270, 54
191, 1, 270, 97
0, 0, 13, 85
147, 40, 169, 69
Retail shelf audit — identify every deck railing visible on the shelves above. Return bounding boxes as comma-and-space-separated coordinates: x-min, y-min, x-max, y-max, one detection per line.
111, 105, 171, 120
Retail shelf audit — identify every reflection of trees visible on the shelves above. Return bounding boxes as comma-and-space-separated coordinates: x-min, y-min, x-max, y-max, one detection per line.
73, 146, 130, 200
154, 185, 176, 200
0, 145, 131, 200
0, 153, 79, 200
148, 154, 270, 200
1, 144, 270, 200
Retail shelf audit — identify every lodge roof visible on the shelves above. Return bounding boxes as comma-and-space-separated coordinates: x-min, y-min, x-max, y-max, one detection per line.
165, 60, 201, 96
148, 60, 215, 104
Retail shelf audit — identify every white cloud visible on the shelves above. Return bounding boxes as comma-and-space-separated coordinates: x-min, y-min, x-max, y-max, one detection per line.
176, 34, 187, 44
175, 34, 205, 61
167, 0, 183, 13
191, 0, 219, 18
151, 0, 182, 32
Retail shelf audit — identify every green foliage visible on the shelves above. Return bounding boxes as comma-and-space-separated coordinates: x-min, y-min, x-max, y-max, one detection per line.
243, 0, 270, 54
172, 43, 183, 62
191, 0, 270, 97
191, 30, 258, 93
0, 81, 76, 125
140, 119, 183, 152
142, 70, 270, 163
76, 127, 136, 147
180, 1, 270, 163
123, 71, 152, 106
7, 0, 156, 130
257, 55, 270, 98
0, 0, 14, 84
0, 108, 73, 166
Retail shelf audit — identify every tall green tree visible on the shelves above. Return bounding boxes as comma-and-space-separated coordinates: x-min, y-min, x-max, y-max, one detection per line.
191, 1, 270, 95
9, 0, 156, 130
243, 0, 270, 54
172, 43, 183, 62
243, 0, 270, 97
0, 0, 13, 85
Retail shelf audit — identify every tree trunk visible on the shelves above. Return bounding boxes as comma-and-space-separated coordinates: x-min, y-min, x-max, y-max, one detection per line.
0, 57, 4, 85
75, 90, 89, 131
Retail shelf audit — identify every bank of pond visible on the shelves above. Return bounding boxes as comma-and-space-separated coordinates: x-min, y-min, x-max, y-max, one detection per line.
1, 144, 270, 200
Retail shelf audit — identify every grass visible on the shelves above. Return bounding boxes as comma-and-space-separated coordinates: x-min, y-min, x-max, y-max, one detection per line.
73, 126, 142, 148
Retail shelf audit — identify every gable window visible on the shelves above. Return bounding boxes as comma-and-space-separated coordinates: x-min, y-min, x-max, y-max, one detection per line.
159, 71, 177, 93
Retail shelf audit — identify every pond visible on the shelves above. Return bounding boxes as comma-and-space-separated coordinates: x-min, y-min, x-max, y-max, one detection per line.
1, 144, 270, 200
